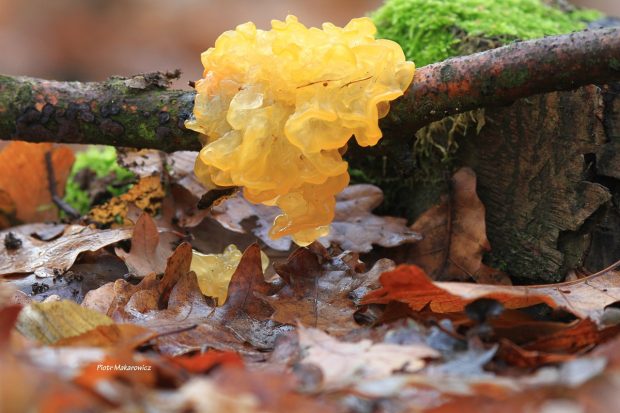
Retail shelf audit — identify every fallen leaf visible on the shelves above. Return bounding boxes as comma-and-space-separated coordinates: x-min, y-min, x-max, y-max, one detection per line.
0, 304, 21, 347
115, 212, 178, 277
407, 167, 509, 284
54, 323, 156, 349
16, 300, 114, 344
72, 352, 181, 407
363, 265, 552, 313
163, 367, 337, 413
167, 151, 208, 197
326, 184, 422, 252
7, 251, 129, 303
104, 243, 288, 355
168, 351, 244, 373
117, 148, 166, 178
211, 184, 422, 253
89, 175, 165, 226
191, 244, 269, 305
298, 326, 438, 391
0, 142, 74, 223
265, 244, 394, 334
0, 223, 132, 277
364, 264, 620, 325
0, 190, 17, 229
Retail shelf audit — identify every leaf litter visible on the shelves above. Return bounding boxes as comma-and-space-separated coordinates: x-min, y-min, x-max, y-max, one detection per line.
3, 149, 620, 412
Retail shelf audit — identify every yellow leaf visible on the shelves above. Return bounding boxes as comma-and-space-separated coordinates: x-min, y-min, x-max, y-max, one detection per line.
16, 300, 114, 344
191, 245, 268, 305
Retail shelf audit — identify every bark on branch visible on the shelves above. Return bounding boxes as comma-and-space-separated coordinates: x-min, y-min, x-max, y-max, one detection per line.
0, 28, 619, 151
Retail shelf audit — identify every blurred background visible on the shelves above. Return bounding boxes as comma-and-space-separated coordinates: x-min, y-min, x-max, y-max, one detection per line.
0, 0, 616, 89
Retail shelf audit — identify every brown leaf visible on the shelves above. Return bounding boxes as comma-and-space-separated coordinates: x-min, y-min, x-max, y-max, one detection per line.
211, 184, 422, 252
0, 223, 132, 277
89, 175, 165, 226
0, 142, 74, 223
297, 326, 438, 391
364, 264, 620, 325
105, 243, 287, 355
0, 304, 21, 348
408, 167, 508, 284
115, 212, 178, 277
265, 244, 394, 335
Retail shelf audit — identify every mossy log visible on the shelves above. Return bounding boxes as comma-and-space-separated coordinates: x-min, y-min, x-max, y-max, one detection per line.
0, 29, 620, 283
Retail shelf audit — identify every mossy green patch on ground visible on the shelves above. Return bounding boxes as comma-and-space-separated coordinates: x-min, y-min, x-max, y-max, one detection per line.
64, 146, 135, 214
371, 0, 601, 66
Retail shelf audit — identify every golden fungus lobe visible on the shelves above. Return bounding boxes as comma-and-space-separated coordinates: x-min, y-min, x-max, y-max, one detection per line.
187, 15, 414, 245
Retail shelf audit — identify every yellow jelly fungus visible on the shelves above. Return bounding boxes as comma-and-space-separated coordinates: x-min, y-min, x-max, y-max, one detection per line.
191, 245, 269, 305
186, 15, 415, 245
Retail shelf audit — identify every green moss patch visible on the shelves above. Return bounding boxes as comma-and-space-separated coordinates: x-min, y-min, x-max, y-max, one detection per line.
64, 146, 135, 214
371, 0, 601, 66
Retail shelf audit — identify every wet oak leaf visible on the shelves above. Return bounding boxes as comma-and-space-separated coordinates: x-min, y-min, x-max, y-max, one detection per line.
115, 212, 178, 277
298, 326, 439, 391
0, 223, 132, 277
265, 244, 395, 335
408, 167, 509, 284
107, 243, 288, 355
0, 142, 74, 223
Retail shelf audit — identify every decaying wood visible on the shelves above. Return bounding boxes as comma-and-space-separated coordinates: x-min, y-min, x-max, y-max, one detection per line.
458, 85, 615, 282
0, 28, 618, 151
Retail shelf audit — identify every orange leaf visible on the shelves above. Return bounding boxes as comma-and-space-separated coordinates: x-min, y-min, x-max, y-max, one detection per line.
168, 351, 243, 373
364, 263, 620, 324
0, 142, 74, 223
362, 265, 554, 313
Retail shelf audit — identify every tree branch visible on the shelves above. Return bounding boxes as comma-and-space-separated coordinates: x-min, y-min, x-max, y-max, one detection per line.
0, 28, 618, 152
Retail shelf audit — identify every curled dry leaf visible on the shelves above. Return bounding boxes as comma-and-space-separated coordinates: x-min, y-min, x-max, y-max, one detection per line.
0, 142, 74, 224
364, 264, 620, 325
265, 244, 394, 335
0, 223, 132, 277
298, 326, 439, 391
115, 212, 179, 277
211, 184, 422, 252
407, 167, 509, 284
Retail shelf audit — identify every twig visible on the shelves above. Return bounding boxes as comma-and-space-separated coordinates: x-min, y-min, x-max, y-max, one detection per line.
0, 29, 618, 151
44, 151, 81, 219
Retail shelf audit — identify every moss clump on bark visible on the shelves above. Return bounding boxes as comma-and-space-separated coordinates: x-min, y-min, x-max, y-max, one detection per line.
348, 0, 602, 221
371, 0, 601, 66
